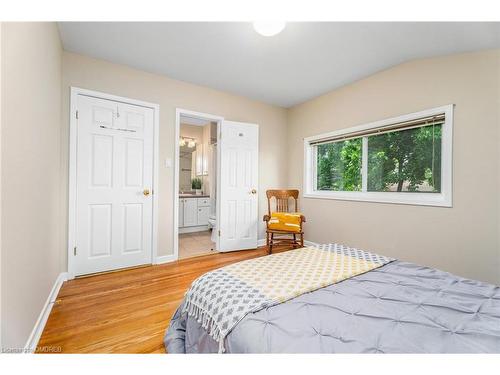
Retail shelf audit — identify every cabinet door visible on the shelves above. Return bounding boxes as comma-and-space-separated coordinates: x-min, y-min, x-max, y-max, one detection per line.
197, 198, 210, 207
178, 199, 184, 227
197, 206, 210, 226
183, 199, 198, 227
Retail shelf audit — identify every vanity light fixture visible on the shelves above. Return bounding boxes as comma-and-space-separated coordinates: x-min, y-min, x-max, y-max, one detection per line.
180, 136, 196, 148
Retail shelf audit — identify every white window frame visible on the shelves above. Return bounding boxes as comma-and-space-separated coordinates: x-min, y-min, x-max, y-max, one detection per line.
303, 105, 453, 207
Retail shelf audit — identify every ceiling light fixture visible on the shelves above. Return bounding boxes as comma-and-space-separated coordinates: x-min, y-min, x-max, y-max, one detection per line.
253, 21, 286, 37
187, 139, 196, 148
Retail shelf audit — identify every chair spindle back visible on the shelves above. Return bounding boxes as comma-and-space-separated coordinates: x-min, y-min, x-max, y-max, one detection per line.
266, 190, 299, 215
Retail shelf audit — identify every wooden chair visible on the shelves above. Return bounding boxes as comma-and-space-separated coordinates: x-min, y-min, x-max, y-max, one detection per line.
263, 190, 306, 254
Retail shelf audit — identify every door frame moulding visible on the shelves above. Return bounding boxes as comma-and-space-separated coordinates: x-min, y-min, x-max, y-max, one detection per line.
174, 108, 224, 261
68, 87, 160, 279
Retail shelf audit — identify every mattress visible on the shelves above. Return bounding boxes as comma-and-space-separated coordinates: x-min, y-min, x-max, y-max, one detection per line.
165, 260, 500, 353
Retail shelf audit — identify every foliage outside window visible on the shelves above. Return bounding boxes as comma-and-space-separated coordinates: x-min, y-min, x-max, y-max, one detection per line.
316, 138, 362, 191
305, 106, 453, 207
367, 125, 441, 193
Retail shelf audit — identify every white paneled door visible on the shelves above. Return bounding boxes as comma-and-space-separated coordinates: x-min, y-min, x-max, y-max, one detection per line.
219, 121, 259, 252
74, 95, 154, 275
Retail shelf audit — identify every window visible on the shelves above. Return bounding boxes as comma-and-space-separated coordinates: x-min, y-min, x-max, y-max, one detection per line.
304, 105, 453, 206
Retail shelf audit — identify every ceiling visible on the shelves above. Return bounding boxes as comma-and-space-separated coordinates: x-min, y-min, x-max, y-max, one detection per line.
58, 22, 500, 108
180, 115, 212, 126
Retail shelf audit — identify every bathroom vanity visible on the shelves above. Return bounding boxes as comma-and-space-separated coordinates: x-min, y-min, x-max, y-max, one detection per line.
179, 194, 211, 233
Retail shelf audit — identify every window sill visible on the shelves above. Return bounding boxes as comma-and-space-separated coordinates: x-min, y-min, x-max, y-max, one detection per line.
303, 191, 452, 207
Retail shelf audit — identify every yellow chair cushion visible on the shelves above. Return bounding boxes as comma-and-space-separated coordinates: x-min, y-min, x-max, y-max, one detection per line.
268, 212, 302, 233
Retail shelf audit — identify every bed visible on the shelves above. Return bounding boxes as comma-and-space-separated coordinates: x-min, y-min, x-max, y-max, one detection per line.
165, 244, 500, 353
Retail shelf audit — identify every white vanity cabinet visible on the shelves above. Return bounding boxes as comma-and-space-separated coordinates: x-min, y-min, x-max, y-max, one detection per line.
179, 198, 184, 227
182, 198, 198, 227
197, 206, 209, 226
196, 198, 210, 226
179, 197, 211, 229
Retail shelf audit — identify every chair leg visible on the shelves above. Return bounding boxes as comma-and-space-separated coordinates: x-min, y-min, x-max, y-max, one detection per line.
269, 233, 274, 254
293, 233, 296, 249
300, 233, 304, 247
266, 231, 269, 249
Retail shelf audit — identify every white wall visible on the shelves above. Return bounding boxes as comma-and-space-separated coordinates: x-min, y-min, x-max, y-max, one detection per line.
287, 49, 500, 285
1, 23, 63, 349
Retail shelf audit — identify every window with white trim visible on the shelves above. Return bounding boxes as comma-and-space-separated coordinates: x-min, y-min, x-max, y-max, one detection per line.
304, 105, 453, 207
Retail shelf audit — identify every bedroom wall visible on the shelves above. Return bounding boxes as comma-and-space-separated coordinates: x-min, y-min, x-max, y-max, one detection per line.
61, 52, 288, 262
287, 49, 500, 284
1, 22, 63, 349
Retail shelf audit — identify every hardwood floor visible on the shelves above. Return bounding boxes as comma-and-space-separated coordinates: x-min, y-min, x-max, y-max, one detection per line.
37, 246, 288, 353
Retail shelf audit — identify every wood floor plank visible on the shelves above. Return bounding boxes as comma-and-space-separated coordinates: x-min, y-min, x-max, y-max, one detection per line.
37, 246, 289, 353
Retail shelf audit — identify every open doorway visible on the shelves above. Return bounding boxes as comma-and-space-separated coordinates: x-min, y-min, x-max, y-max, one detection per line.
175, 110, 223, 260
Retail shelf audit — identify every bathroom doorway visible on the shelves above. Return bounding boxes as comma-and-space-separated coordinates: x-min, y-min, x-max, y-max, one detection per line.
175, 109, 223, 260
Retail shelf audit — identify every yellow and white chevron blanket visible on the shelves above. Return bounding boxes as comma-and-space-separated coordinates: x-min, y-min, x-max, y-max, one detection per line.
182, 244, 394, 353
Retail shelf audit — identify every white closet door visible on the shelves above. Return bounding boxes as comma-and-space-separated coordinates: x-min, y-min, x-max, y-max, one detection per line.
74, 95, 154, 276
218, 121, 259, 251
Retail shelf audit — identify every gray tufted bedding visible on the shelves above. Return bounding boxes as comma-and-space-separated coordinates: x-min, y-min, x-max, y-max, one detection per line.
165, 260, 500, 353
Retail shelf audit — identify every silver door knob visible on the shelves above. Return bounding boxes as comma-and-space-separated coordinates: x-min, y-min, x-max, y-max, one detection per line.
250, 189, 257, 194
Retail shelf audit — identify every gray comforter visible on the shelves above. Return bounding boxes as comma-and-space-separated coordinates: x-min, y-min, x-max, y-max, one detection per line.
165, 260, 500, 353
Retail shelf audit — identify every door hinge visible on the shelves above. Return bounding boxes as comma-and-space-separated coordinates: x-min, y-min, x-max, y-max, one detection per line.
75, 110, 79, 119
218, 230, 221, 237
73, 246, 77, 256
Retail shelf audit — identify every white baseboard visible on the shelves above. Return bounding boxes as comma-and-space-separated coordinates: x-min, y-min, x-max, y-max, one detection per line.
304, 240, 320, 247
178, 225, 209, 234
155, 254, 177, 264
24, 272, 68, 353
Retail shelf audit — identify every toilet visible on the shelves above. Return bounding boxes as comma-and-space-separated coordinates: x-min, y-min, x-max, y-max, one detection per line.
208, 214, 217, 242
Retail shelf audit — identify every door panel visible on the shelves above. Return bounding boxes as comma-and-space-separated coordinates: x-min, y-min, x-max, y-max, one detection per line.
122, 203, 143, 253
124, 138, 144, 187
74, 95, 154, 276
90, 134, 114, 187
219, 121, 259, 251
89, 204, 112, 258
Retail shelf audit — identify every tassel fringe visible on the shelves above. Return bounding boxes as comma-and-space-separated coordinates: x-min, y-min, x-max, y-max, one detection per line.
183, 298, 226, 353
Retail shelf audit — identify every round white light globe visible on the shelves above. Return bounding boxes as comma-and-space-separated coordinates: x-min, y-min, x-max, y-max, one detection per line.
253, 21, 286, 37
